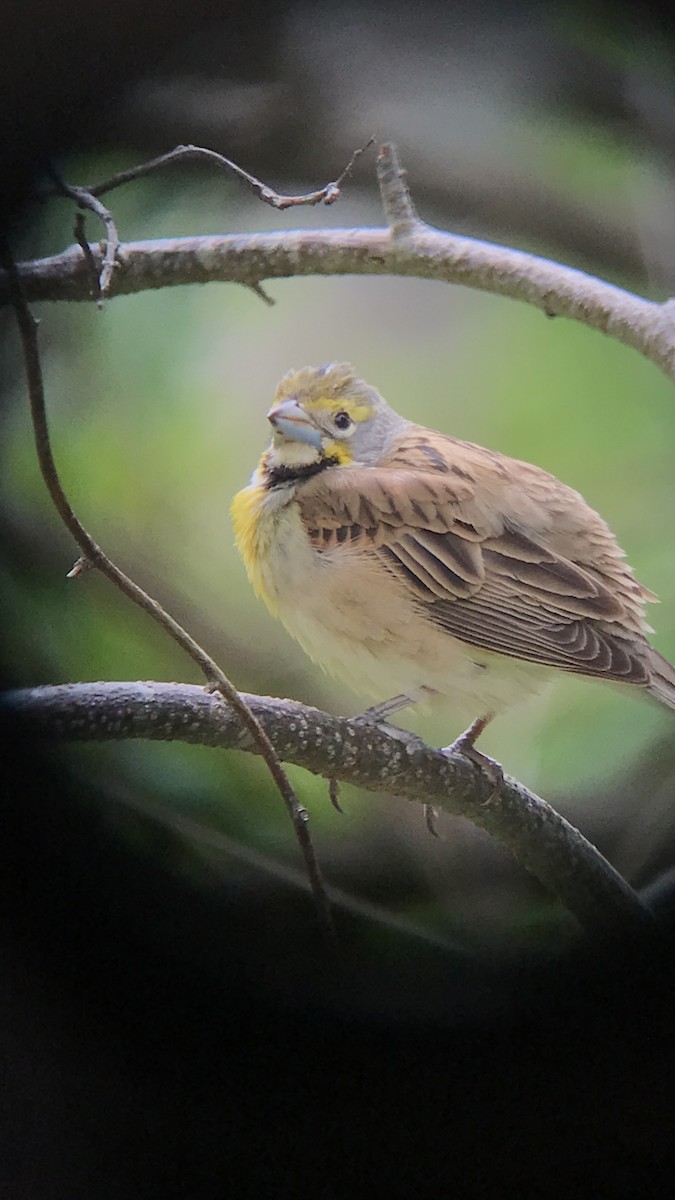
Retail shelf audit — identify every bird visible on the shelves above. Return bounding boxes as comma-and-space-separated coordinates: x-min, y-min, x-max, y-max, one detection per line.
231, 361, 675, 779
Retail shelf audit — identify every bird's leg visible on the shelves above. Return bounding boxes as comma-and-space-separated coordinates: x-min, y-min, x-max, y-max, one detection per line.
357, 687, 437, 724
356, 689, 444, 835
358, 693, 416, 722
442, 714, 503, 802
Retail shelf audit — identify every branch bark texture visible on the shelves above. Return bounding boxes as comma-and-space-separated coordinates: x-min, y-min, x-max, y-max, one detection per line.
3, 681, 657, 941
4, 208, 675, 384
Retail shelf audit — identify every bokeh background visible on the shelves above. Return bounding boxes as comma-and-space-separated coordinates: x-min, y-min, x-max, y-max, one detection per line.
2, 3, 675, 1188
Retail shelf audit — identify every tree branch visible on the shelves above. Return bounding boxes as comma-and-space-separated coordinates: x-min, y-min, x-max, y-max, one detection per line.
2, 680, 658, 942
3, 143, 675, 384
0, 240, 336, 943
40, 140, 375, 305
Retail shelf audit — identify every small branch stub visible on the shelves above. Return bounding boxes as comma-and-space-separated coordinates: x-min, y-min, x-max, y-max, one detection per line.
67, 555, 94, 578
377, 142, 421, 235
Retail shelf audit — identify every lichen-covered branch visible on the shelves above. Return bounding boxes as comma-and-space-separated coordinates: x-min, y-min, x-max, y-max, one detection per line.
3, 680, 658, 941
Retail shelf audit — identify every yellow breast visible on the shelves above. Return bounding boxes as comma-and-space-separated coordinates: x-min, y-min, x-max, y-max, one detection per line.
231, 482, 279, 612
232, 478, 317, 618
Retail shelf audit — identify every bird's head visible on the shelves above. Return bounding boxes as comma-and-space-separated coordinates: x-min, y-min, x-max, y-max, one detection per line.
264, 363, 407, 475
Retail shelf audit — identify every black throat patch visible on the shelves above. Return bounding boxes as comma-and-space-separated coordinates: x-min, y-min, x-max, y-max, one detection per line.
264, 455, 339, 489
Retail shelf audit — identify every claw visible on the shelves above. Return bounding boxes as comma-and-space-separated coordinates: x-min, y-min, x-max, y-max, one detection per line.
327, 776, 344, 813
442, 714, 503, 803
424, 804, 441, 837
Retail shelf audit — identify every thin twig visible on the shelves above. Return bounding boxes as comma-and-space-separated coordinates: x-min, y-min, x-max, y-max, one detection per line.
48, 166, 120, 306
72, 212, 101, 303
3, 680, 660, 942
0, 240, 335, 942
51, 138, 376, 209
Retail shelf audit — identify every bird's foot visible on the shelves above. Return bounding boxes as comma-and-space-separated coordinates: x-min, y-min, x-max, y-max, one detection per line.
354, 691, 437, 750
442, 714, 503, 804
357, 686, 438, 725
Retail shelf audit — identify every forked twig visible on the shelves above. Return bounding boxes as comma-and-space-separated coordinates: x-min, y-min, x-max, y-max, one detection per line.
0, 240, 335, 942
49, 166, 121, 307
72, 212, 102, 302
47, 138, 375, 304
14, 143, 675, 387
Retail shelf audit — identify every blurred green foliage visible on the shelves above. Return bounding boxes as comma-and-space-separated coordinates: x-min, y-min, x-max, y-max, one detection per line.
3, 130, 675, 949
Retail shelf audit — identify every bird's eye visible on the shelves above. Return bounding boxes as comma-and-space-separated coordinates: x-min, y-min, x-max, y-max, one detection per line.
333, 411, 352, 432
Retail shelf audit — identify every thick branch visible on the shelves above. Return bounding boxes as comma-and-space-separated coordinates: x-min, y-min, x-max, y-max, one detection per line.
3, 680, 658, 941
5, 228, 675, 384
4, 142, 674, 382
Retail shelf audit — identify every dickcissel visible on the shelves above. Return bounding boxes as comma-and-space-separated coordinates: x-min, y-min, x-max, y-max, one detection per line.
232, 362, 675, 765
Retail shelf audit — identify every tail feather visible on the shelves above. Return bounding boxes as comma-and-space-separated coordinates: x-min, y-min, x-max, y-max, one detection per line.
648, 649, 675, 711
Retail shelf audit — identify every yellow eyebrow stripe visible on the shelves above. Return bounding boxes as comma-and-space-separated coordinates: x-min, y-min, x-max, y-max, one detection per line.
302, 396, 373, 422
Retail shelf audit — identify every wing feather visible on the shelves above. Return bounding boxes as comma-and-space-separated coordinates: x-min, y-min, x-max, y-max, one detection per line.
387, 534, 481, 599
295, 453, 653, 685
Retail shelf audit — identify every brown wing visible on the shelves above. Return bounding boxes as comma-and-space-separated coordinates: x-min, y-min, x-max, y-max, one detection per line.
296, 432, 655, 685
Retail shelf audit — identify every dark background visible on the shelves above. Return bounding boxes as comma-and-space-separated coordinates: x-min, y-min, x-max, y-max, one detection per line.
3, 1, 675, 1193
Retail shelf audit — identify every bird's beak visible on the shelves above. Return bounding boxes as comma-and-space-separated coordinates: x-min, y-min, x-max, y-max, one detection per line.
267, 399, 322, 447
